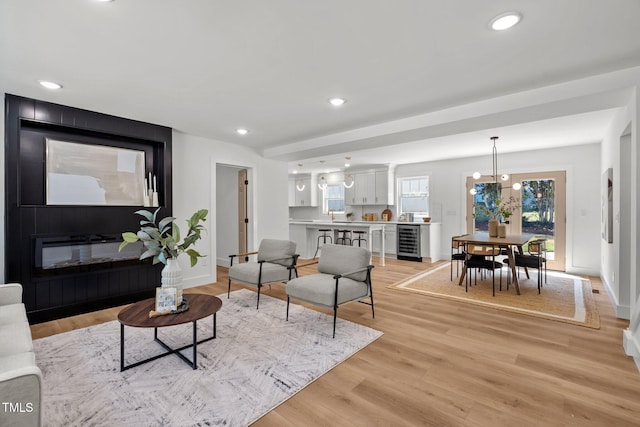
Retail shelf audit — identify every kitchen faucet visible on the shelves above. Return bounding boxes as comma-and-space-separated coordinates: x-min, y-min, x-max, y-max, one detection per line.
329, 209, 335, 221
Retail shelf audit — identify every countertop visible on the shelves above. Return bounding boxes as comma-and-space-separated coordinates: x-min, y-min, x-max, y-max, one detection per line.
289, 220, 439, 226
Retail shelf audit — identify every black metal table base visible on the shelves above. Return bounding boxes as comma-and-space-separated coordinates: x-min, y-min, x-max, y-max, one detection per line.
120, 314, 216, 371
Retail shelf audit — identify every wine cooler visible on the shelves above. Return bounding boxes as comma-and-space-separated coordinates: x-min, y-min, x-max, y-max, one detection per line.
397, 224, 422, 262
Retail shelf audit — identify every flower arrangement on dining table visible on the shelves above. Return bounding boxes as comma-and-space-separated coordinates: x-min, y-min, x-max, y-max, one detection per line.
475, 195, 521, 223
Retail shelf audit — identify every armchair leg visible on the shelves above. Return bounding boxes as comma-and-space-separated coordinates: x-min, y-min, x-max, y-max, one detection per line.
332, 307, 337, 338
370, 296, 375, 319
256, 285, 261, 309
286, 296, 290, 320
227, 279, 231, 298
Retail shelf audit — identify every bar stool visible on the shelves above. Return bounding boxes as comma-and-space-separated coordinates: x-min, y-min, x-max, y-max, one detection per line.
352, 230, 367, 247
336, 229, 352, 246
313, 229, 333, 258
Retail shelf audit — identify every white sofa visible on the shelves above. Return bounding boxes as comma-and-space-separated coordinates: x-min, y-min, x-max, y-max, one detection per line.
0, 283, 42, 427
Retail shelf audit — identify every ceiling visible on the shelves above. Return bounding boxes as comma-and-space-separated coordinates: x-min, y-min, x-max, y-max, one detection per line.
2, 1, 640, 174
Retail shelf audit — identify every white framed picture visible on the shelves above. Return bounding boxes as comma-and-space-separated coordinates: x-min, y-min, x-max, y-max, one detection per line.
155, 287, 177, 313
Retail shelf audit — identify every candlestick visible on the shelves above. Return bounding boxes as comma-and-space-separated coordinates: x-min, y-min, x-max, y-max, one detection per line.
153, 175, 157, 193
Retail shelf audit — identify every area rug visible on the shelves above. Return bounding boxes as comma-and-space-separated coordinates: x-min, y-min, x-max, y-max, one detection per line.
388, 263, 600, 329
33, 289, 383, 427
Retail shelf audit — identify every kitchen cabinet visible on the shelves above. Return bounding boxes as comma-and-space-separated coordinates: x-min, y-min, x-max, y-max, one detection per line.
354, 172, 375, 204
345, 170, 391, 205
420, 223, 441, 262
375, 170, 390, 205
289, 177, 317, 207
372, 225, 397, 255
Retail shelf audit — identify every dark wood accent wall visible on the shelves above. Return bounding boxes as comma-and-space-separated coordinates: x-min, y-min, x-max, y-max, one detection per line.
4, 94, 173, 323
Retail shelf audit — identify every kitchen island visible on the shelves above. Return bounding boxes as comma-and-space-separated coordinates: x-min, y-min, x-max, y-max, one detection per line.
290, 220, 442, 265
289, 221, 388, 265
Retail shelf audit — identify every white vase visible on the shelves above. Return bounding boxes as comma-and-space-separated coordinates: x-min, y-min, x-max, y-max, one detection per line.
161, 258, 183, 306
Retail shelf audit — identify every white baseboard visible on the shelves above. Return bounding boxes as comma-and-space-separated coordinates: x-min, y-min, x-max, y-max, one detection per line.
623, 329, 640, 372
601, 274, 631, 320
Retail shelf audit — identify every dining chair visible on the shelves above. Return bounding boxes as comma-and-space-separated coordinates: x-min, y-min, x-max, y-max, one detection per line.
450, 235, 467, 281
508, 238, 547, 293
464, 243, 503, 296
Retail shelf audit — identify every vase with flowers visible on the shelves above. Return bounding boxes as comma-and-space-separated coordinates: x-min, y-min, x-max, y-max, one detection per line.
119, 208, 208, 305
475, 196, 521, 237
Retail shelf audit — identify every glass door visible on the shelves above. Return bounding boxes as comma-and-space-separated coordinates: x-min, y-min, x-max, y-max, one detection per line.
513, 172, 565, 271
466, 171, 566, 271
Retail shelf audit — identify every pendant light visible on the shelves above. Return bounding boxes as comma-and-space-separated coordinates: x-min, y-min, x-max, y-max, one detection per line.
470, 136, 520, 193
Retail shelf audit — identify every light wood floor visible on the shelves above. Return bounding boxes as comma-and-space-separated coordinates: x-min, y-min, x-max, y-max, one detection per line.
31, 258, 640, 427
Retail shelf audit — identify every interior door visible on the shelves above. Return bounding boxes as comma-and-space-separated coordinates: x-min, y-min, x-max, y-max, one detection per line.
466, 170, 566, 271
238, 169, 248, 262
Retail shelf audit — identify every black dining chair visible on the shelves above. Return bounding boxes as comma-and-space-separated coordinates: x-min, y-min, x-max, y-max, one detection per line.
451, 235, 467, 281
508, 238, 547, 293
464, 244, 503, 296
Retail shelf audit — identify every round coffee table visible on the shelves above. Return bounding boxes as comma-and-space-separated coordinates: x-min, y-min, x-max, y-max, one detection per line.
118, 293, 222, 371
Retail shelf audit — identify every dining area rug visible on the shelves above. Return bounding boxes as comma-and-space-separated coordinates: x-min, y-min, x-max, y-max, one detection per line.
32, 289, 382, 426
389, 263, 600, 329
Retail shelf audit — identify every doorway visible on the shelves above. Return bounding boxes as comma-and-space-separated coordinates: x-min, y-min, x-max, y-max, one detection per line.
466, 170, 566, 271
619, 124, 632, 317
216, 164, 253, 267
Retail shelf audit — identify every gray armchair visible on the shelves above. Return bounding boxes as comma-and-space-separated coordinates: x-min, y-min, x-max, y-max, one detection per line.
228, 239, 299, 309
285, 244, 375, 338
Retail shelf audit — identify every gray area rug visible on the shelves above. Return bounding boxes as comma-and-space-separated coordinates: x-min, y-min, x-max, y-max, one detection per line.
33, 289, 382, 426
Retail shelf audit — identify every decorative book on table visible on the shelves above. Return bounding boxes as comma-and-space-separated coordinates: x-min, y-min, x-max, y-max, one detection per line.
155, 287, 178, 313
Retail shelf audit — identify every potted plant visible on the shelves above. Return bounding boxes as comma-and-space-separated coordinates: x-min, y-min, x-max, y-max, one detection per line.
119, 208, 208, 304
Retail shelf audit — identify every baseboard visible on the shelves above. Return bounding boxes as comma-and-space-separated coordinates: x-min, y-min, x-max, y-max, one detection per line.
601, 274, 631, 320
623, 329, 640, 372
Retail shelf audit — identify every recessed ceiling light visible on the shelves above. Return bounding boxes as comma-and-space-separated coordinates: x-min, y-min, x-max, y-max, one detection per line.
329, 98, 346, 106
236, 128, 248, 135
38, 80, 62, 90
489, 12, 521, 31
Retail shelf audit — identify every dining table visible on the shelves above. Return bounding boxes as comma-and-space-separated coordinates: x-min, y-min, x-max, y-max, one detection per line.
454, 232, 534, 295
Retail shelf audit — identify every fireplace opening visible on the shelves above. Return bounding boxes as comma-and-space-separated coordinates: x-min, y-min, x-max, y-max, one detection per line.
34, 234, 143, 270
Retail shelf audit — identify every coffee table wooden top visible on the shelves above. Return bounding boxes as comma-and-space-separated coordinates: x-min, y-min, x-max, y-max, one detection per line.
118, 293, 222, 328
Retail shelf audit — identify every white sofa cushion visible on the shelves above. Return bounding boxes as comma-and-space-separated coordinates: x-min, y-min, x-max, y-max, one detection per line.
0, 303, 29, 323
0, 322, 34, 356
0, 352, 36, 375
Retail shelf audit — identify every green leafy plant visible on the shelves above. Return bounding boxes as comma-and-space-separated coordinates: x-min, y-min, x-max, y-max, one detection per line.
119, 208, 208, 266
475, 196, 521, 220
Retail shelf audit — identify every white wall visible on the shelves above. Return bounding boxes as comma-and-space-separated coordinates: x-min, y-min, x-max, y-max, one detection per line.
172, 131, 289, 287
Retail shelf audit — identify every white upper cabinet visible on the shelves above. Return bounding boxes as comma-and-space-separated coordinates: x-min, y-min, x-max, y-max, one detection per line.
345, 169, 394, 206
289, 176, 317, 207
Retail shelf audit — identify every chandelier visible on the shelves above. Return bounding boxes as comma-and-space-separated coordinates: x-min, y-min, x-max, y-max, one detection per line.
470, 136, 521, 194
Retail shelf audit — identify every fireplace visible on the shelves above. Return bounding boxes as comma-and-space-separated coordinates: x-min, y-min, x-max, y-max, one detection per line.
34, 234, 143, 270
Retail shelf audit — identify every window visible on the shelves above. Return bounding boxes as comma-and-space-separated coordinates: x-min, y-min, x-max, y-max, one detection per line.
323, 184, 345, 213
398, 176, 429, 215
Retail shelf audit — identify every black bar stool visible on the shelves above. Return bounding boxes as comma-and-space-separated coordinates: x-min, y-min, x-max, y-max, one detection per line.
313, 229, 333, 258
336, 229, 352, 245
351, 230, 367, 247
